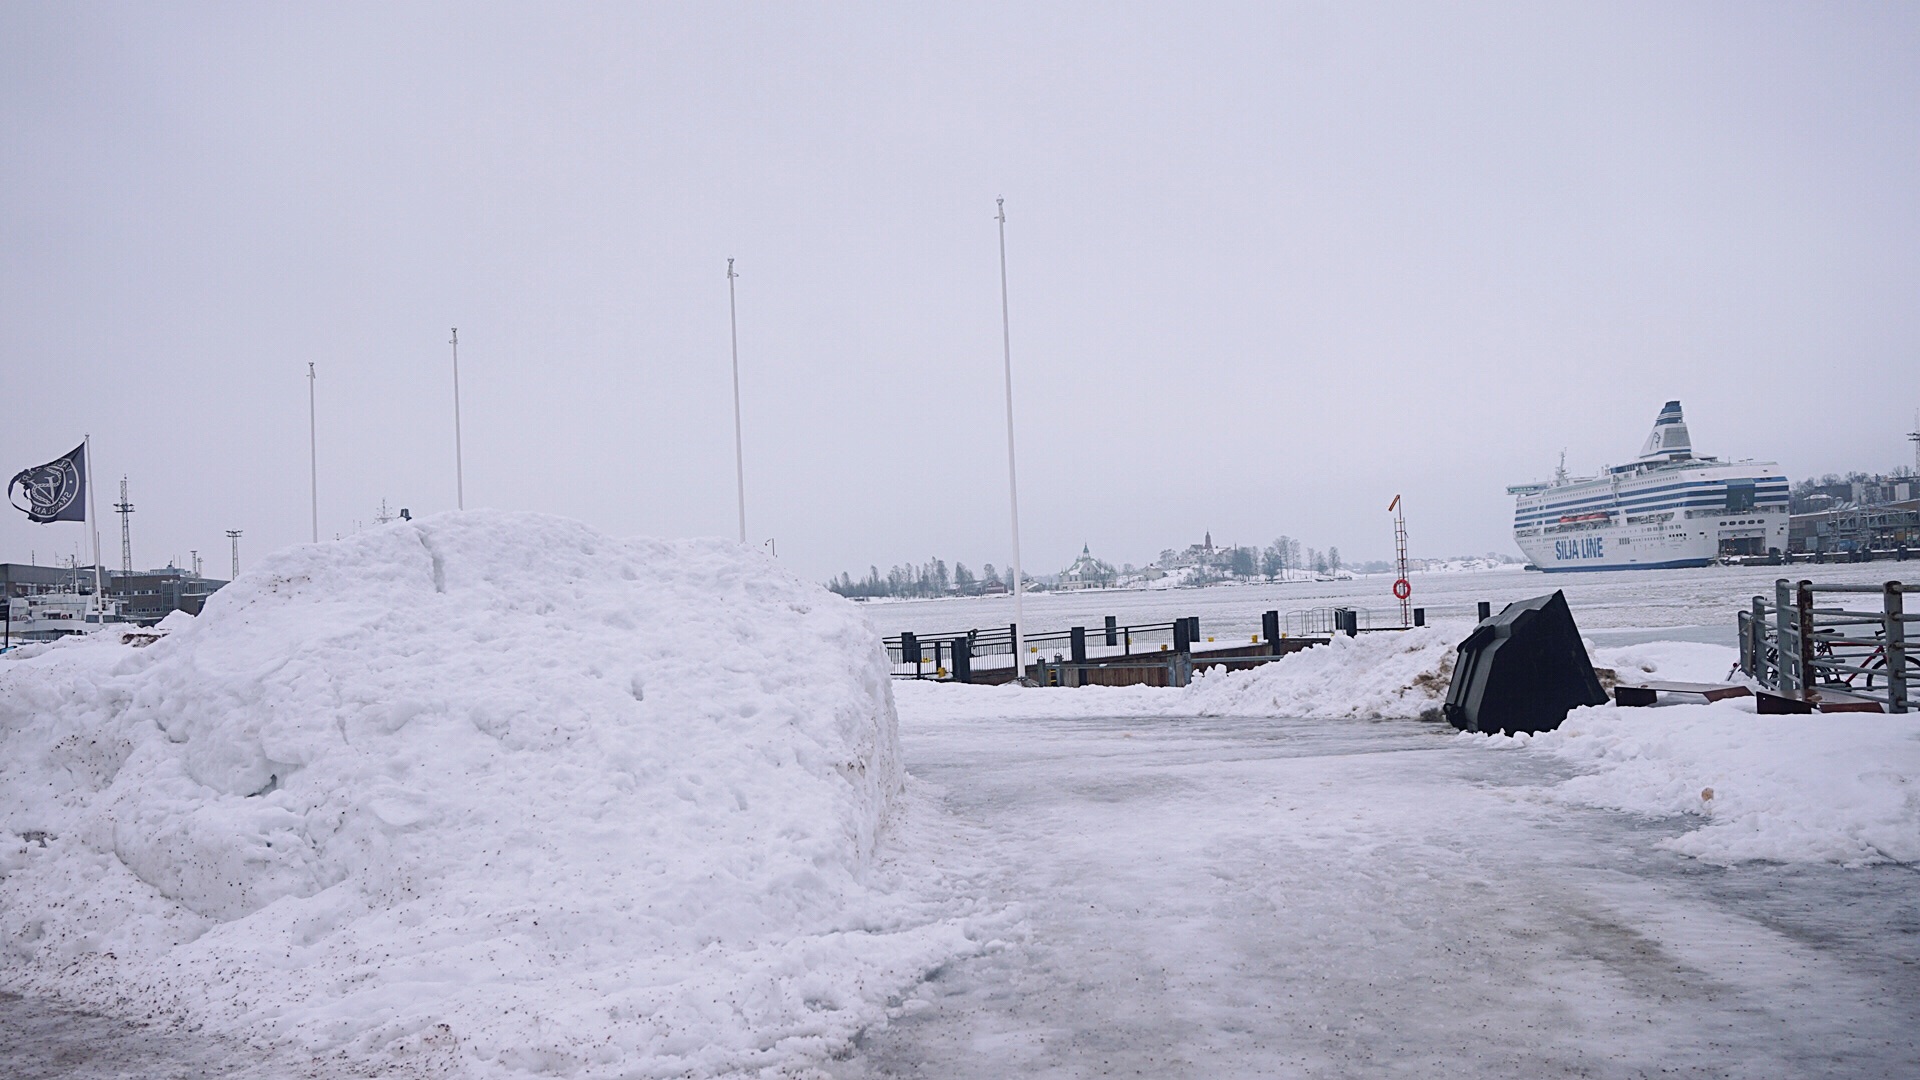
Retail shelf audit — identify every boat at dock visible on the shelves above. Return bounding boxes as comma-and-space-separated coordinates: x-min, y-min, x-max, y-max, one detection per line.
1510, 401, 1788, 572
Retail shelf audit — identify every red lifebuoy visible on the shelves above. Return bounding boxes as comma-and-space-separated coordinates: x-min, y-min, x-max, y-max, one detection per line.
1392, 578, 1411, 600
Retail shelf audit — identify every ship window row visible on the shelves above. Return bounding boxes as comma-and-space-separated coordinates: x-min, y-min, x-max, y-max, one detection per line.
1516, 477, 1788, 514
1516, 495, 1786, 526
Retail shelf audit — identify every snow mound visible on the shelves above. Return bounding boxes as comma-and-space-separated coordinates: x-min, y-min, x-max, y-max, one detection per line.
0, 511, 978, 1077
1185, 626, 1462, 719
1479, 701, 1920, 866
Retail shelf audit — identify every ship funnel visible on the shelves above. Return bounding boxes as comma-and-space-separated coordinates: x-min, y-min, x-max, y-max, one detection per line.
1637, 400, 1692, 462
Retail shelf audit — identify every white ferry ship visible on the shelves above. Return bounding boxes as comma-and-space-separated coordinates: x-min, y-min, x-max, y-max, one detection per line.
1510, 401, 1788, 572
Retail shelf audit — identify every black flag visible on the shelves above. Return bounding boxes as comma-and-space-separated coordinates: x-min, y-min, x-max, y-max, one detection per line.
8, 443, 88, 523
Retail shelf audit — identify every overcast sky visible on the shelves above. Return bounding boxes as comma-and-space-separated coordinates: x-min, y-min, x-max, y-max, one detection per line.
4, 3, 1917, 581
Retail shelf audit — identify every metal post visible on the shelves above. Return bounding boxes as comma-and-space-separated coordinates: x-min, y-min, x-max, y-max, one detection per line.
450, 330, 465, 511
996, 199, 1025, 671
1070, 626, 1087, 687
227, 530, 242, 581
726, 259, 747, 544
951, 636, 972, 684
1477, 601, 1492, 622
1774, 579, 1796, 691
308, 363, 319, 540
1104, 615, 1117, 647
1748, 597, 1767, 684
1885, 581, 1907, 713
1174, 618, 1191, 654
1797, 580, 1816, 689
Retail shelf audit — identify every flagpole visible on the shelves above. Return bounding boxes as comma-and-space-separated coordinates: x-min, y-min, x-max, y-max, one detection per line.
308, 363, 319, 543
84, 434, 104, 620
727, 259, 747, 544
996, 198, 1025, 679
450, 328, 465, 511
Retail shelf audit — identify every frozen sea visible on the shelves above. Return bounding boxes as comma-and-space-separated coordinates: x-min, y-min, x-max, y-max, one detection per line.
856, 559, 1915, 651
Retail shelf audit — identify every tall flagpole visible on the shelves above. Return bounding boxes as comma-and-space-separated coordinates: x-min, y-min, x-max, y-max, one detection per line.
450, 328, 465, 511
727, 259, 747, 544
996, 198, 1025, 678
84, 434, 104, 619
308, 363, 319, 542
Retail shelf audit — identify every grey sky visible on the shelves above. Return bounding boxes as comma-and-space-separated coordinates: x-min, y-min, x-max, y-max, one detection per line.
4, 4, 1916, 581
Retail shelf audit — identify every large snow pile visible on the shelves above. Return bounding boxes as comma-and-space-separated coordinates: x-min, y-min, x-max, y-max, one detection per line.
1185, 626, 1460, 719
0, 511, 983, 1077
1478, 703, 1920, 866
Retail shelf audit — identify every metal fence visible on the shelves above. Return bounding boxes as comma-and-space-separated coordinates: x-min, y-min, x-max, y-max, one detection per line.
1736, 578, 1914, 712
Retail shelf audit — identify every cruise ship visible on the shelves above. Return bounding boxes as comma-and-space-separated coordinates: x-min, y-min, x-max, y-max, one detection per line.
1510, 401, 1788, 572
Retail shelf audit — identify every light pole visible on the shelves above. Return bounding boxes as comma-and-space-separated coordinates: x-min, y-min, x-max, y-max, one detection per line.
308, 363, 319, 542
450, 328, 465, 511
996, 198, 1026, 677
227, 530, 242, 580
727, 259, 747, 544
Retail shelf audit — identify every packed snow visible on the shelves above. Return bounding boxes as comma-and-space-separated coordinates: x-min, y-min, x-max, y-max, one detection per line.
0, 512, 994, 1077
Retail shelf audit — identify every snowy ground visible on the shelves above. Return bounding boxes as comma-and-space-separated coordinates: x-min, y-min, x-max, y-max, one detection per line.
832, 705, 1920, 1079
5, 536, 1918, 1077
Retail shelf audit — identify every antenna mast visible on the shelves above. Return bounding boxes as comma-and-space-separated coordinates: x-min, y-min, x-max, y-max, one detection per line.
114, 477, 134, 576
1389, 494, 1411, 628
1909, 409, 1918, 475
227, 530, 242, 581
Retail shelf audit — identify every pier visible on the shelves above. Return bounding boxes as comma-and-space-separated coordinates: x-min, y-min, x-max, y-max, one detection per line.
884, 606, 1428, 687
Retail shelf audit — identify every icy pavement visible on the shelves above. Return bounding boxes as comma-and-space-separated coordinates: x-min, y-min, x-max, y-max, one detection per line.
836, 707, 1920, 1079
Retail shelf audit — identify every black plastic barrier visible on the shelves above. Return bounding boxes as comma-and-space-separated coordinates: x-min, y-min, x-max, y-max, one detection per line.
1442, 590, 1607, 735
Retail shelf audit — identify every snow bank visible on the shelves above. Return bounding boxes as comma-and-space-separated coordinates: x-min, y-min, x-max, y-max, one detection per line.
1477, 702, 1920, 866
1185, 626, 1461, 719
0, 511, 983, 1077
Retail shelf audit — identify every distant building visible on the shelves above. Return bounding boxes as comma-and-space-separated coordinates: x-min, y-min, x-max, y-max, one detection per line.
1058, 544, 1116, 591
1788, 500, 1920, 555
1, 561, 226, 639
1158, 532, 1228, 572
109, 567, 228, 624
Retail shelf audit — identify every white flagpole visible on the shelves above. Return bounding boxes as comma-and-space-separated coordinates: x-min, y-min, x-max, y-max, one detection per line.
84, 434, 104, 619
450, 328, 465, 511
308, 363, 319, 542
727, 259, 747, 544
996, 198, 1025, 678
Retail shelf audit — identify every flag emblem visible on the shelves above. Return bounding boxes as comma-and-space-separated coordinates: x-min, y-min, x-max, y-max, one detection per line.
8, 443, 88, 523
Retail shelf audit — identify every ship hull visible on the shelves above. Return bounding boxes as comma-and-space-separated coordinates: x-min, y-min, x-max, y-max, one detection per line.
1512, 464, 1788, 572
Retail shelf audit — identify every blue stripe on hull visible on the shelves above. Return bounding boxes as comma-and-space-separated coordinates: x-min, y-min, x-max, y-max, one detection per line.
1534, 558, 1715, 572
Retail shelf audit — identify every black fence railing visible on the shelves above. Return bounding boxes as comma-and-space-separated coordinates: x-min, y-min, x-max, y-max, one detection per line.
881, 606, 1429, 683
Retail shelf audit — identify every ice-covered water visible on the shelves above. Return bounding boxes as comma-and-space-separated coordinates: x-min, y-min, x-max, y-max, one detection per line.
858, 561, 1914, 648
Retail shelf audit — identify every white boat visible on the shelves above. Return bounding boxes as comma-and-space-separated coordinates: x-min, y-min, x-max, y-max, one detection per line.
1510, 401, 1788, 572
